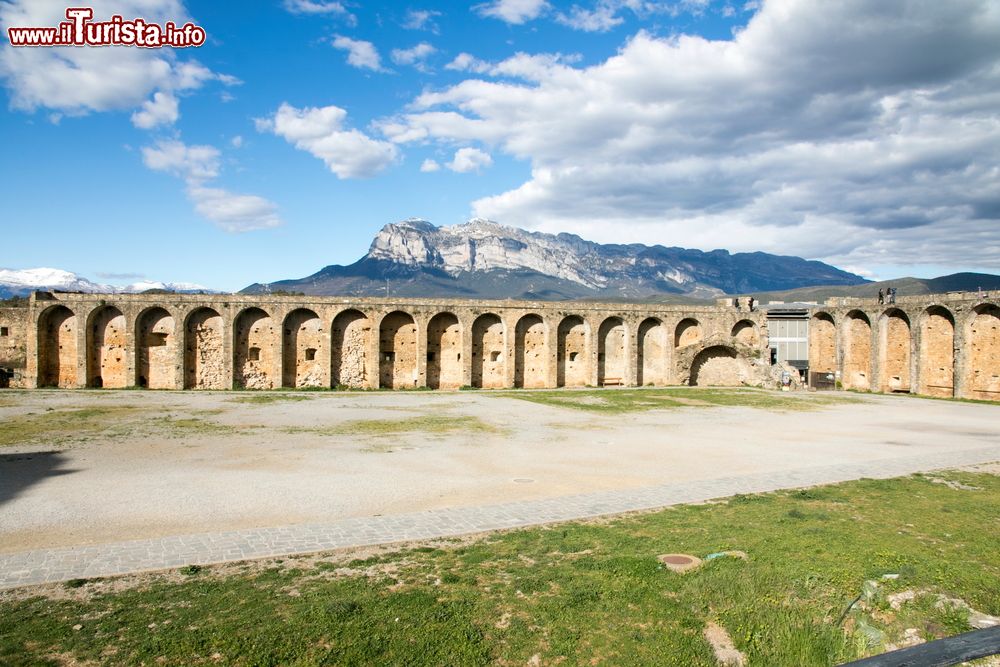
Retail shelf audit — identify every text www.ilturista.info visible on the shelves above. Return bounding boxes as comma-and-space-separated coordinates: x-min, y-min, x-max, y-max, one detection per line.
6, 7, 205, 48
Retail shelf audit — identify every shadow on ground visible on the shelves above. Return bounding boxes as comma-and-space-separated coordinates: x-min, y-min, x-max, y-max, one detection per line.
0, 451, 78, 508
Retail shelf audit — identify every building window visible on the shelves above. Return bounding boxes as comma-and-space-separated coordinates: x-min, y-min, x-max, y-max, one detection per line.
0, 327, 8, 336
248, 347, 261, 361
305, 348, 317, 361
569, 352, 578, 362
490, 351, 501, 362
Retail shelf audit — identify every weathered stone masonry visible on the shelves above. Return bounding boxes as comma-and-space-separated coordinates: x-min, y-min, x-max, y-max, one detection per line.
6, 292, 770, 391
0, 291, 995, 400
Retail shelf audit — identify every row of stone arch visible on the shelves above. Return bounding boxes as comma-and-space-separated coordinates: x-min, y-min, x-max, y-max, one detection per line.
35, 304, 762, 390
808, 303, 1000, 400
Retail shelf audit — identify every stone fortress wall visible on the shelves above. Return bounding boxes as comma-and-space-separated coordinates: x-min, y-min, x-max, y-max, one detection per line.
0, 290, 995, 400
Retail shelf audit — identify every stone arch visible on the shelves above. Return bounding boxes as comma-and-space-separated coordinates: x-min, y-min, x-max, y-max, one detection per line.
731, 320, 759, 346
427, 312, 462, 390
282, 308, 324, 388
184, 308, 225, 390
675, 318, 702, 348
332, 309, 370, 389
598, 317, 626, 386
965, 303, 1000, 400
918, 306, 954, 398
379, 311, 417, 389
136, 307, 176, 389
842, 310, 872, 391
878, 308, 911, 393
557, 315, 588, 387
690, 345, 747, 386
37, 305, 77, 388
234, 307, 277, 390
809, 312, 836, 374
637, 317, 667, 386
87, 305, 127, 388
472, 313, 505, 389
514, 314, 547, 389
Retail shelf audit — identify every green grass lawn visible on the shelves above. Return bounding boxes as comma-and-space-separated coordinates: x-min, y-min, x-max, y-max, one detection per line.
498, 387, 860, 414
2, 470, 998, 666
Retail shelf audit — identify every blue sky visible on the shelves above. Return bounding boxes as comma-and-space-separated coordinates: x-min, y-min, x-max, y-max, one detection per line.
2, 0, 999, 291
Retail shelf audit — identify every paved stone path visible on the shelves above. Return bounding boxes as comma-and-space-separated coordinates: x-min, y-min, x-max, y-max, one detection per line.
2, 445, 998, 590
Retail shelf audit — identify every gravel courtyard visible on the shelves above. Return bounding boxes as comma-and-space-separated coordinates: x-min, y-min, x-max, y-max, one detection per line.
2, 388, 998, 557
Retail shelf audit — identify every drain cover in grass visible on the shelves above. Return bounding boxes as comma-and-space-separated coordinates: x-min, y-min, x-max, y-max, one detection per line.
658, 553, 702, 573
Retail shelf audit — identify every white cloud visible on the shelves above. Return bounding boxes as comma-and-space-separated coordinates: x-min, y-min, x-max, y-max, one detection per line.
555, 4, 624, 32
475, 0, 549, 24
0, 1, 228, 120
259, 102, 399, 179
142, 139, 282, 232
131, 91, 179, 129
391, 42, 436, 69
331, 35, 385, 71
403, 9, 442, 32
231, 135, 244, 148
420, 158, 441, 172
445, 53, 492, 74
448, 147, 493, 173
380, 0, 1000, 271
283, 0, 348, 15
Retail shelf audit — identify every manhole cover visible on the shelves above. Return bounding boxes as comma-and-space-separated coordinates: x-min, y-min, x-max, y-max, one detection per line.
512, 478, 535, 484
657, 553, 703, 573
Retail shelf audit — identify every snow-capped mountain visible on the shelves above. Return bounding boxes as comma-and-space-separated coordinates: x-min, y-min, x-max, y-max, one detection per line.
0, 268, 214, 299
243, 218, 867, 300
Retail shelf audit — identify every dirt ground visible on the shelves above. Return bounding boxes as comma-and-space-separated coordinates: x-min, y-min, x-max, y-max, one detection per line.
1, 388, 998, 553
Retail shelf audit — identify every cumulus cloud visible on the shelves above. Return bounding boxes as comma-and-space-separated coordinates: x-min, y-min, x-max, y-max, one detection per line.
448, 147, 493, 173
475, 0, 549, 25
142, 139, 282, 232
420, 158, 441, 172
331, 35, 385, 71
403, 9, 442, 32
391, 42, 436, 70
0, 1, 229, 122
283, 0, 348, 15
258, 102, 399, 179
379, 0, 1000, 271
555, 3, 624, 32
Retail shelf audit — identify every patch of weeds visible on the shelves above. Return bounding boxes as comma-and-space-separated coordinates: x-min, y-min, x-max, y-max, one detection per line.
0, 406, 142, 447
179, 565, 203, 576
64, 578, 88, 589
301, 415, 504, 437
228, 394, 315, 405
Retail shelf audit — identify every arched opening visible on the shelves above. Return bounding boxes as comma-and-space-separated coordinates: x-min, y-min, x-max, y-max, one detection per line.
557, 315, 588, 387
282, 309, 324, 388
427, 312, 462, 390
472, 314, 505, 389
966, 304, 1000, 400
918, 306, 954, 398
675, 318, 702, 348
842, 310, 872, 391
598, 317, 626, 386
137, 307, 176, 389
809, 313, 836, 374
690, 345, 746, 386
732, 320, 759, 346
184, 308, 224, 390
37, 305, 77, 388
379, 311, 417, 389
234, 307, 277, 389
87, 306, 127, 388
332, 309, 370, 389
637, 318, 667, 386
878, 309, 911, 393
514, 314, 547, 389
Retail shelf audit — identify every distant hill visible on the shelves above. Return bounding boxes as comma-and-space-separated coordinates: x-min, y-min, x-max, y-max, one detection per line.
735, 272, 1000, 304
0, 268, 215, 299
243, 218, 867, 300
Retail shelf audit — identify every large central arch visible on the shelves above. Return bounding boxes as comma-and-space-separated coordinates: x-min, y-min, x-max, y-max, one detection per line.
427, 312, 462, 390
379, 311, 417, 389
184, 307, 224, 389
137, 307, 176, 389
878, 309, 911, 393
637, 318, 667, 386
557, 315, 588, 387
87, 305, 127, 388
841, 310, 872, 391
514, 314, 547, 389
918, 306, 954, 398
37, 305, 77, 388
283, 309, 324, 388
471, 313, 505, 388
332, 309, 370, 389
234, 307, 277, 390
690, 345, 746, 386
598, 317, 626, 386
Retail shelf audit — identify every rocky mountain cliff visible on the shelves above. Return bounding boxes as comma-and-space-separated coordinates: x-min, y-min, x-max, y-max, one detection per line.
243, 218, 868, 300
